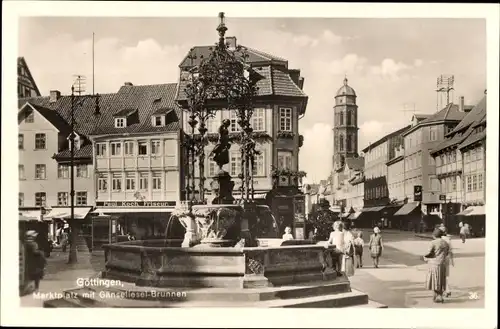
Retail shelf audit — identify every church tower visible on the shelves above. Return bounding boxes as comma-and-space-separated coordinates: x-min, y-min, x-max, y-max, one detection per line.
332, 76, 359, 169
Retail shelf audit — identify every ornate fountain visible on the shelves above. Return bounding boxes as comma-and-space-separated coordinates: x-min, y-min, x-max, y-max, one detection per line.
43, 13, 384, 308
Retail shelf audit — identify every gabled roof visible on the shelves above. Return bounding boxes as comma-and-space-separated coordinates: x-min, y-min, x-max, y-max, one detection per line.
345, 157, 364, 171
19, 103, 71, 135
178, 45, 287, 69
153, 107, 174, 115
90, 83, 181, 136
447, 96, 486, 135
430, 126, 473, 155
18, 57, 41, 96
53, 143, 93, 161
419, 103, 467, 124
459, 130, 486, 150
19, 93, 116, 137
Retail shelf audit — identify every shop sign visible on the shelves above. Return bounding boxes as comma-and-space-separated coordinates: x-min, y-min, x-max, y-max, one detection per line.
96, 201, 176, 208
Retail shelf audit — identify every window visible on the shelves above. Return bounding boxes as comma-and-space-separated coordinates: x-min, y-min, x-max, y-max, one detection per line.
19, 193, 24, 207
470, 149, 476, 162
124, 141, 135, 156
138, 141, 148, 155
139, 173, 148, 190
153, 115, 164, 127
110, 142, 122, 156
25, 109, 34, 123
115, 118, 126, 128
339, 134, 344, 152
76, 191, 87, 205
152, 172, 162, 190
339, 112, 344, 126
465, 151, 470, 163
476, 147, 483, 160
112, 173, 122, 191
151, 140, 161, 155
252, 152, 265, 176
451, 151, 456, 163
35, 164, 46, 179
19, 165, 25, 180
279, 108, 292, 131
478, 173, 483, 190
430, 128, 436, 141
472, 175, 477, 191
346, 135, 352, 152
466, 176, 472, 192
452, 176, 457, 191
229, 110, 240, 132
58, 164, 69, 179
57, 192, 69, 206
346, 111, 352, 126
19, 134, 24, 149
98, 174, 108, 192
277, 151, 293, 170
35, 192, 46, 207
251, 108, 265, 132
35, 133, 46, 149
76, 164, 88, 178
208, 159, 217, 177
207, 116, 219, 134
126, 173, 136, 190
230, 151, 241, 176
96, 143, 107, 157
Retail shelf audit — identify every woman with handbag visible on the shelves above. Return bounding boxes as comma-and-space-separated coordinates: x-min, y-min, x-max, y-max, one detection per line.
423, 228, 450, 303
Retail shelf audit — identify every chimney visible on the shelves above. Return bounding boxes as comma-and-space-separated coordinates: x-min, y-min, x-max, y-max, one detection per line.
124, 82, 133, 86
459, 96, 464, 112
49, 90, 61, 103
298, 77, 305, 90
225, 36, 237, 51
288, 69, 300, 86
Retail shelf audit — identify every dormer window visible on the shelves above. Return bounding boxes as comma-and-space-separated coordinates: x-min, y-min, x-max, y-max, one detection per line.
152, 115, 165, 127
115, 117, 126, 128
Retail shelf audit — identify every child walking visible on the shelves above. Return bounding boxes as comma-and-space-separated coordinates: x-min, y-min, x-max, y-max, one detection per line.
354, 231, 364, 268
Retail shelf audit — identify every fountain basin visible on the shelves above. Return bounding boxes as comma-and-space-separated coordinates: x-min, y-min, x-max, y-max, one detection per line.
102, 240, 341, 289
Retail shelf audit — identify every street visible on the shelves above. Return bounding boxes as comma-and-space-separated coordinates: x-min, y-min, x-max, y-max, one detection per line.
21, 230, 485, 308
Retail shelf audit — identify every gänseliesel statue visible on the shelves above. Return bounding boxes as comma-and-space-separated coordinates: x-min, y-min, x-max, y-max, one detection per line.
210, 119, 232, 169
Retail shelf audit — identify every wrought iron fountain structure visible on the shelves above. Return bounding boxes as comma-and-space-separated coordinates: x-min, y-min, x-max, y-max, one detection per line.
175, 12, 265, 248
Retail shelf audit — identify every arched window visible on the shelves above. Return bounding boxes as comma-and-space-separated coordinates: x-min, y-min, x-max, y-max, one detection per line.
351, 135, 356, 152
346, 134, 352, 152
339, 134, 344, 151
346, 110, 352, 126
339, 111, 344, 126
351, 111, 356, 127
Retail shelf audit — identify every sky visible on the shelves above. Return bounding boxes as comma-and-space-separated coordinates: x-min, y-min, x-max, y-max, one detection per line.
18, 17, 486, 183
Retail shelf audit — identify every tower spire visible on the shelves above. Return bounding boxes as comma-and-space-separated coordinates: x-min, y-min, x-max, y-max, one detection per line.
216, 12, 228, 47
343, 74, 348, 86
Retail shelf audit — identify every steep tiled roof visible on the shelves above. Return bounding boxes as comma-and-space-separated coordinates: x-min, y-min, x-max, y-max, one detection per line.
420, 103, 467, 125
113, 108, 137, 117
448, 96, 486, 135
346, 157, 364, 171
18, 57, 41, 96
19, 93, 116, 137
19, 103, 71, 136
90, 83, 181, 136
459, 130, 486, 150
430, 126, 473, 154
178, 45, 287, 69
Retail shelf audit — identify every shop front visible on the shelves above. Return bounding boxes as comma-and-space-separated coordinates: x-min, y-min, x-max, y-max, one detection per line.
91, 200, 177, 249
393, 202, 422, 232
457, 205, 486, 237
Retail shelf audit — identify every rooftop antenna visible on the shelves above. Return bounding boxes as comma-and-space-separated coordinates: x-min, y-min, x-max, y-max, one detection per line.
436, 74, 454, 112
72, 75, 87, 96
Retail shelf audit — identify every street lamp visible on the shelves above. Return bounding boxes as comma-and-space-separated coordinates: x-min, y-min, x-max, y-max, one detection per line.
180, 12, 261, 208
67, 82, 100, 264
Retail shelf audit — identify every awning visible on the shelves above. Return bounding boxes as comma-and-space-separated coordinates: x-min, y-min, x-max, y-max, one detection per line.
47, 207, 92, 219
19, 214, 37, 222
360, 206, 385, 213
92, 207, 173, 214
348, 211, 362, 220
394, 202, 420, 216
18, 210, 51, 221
457, 206, 485, 216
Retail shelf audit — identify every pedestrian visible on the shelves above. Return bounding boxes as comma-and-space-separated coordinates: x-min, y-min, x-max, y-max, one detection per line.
423, 228, 450, 303
354, 231, 364, 268
24, 230, 46, 292
439, 226, 454, 297
459, 221, 467, 243
342, 222, 356, 277
328, 221, 345, 275
282, 226, 294, 241
127, 232, 136, 241
368, 227, 383, 268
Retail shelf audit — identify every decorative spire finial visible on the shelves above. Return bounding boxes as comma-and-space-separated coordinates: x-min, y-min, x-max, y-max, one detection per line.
344, 74, 348, 86
216, 12, 228, 47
